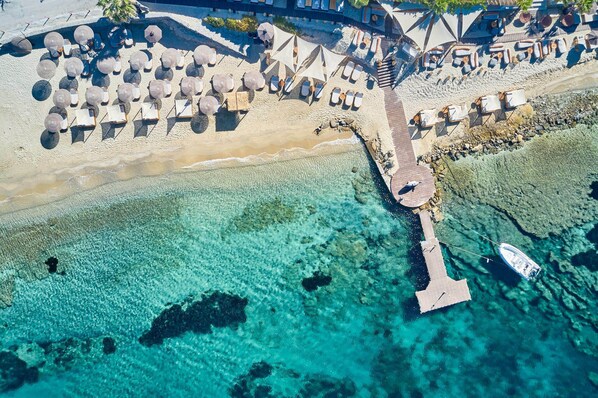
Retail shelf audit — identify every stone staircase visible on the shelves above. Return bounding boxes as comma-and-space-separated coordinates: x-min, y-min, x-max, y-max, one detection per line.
376, 57, 397, 88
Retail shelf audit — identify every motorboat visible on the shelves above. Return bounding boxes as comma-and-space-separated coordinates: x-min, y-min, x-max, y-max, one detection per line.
498, 243, 541, 280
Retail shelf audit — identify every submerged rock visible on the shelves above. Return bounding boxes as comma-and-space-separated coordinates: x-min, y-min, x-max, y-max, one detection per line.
45, 257, 58, 273
139, 291, 248, 346
102, 337, 116, 355
228, 198, 298, 233
301, 271, 332, 292
0, 352, 38, 393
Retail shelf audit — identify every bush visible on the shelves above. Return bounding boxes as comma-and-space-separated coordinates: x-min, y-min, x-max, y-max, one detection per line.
417, 0, 487, 14
516, 0, 533, 11
224, 15, 258, 32
273, 16, 301, 36
204, 16, 225, 28
348, 0, 369, 9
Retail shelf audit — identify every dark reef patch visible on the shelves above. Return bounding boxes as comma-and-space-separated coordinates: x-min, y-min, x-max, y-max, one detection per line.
301, 271, 332, 292
586, 223, 598, 246
102, 337, 117, 355
0, 352, 38, 393
571, 250, 598, 272
45, 257, 58, 273
248, 361, 273, 379
590, 181, 598, 200
228, 198, 298, 233
139, 291, 248, 347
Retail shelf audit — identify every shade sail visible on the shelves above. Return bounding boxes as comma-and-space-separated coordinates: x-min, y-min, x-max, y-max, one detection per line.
295, 37, 319, 70
64, 57, 84, 77
144, 25, 162, 43
199, 96, 220, 115
86, 86, 104, 106
180, 76, 197, 96
11, 37, 32, 54
212, 74, 235, 93
97, 56, 116, 74
37, 59, 57, 79
149, 80, 166, 99
161, 48, 180, 69
271, 37, 296, 73
53, 89, 71, 108
257, 22, 274, 42
193, 45, 214, 65
272, 25, 294, 53
243, 70, 265, 90
74, 25, 94, 45
321, 47, 346, 78
461, 8, 483, 38
44, 32, 63, 51
299, 47, 326, 82
117, 83, 135, 103
45, 113, 63, 133
129, 51, 149, 71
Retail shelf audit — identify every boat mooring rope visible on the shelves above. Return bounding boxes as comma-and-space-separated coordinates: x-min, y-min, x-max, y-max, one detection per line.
439, 240, 498, 263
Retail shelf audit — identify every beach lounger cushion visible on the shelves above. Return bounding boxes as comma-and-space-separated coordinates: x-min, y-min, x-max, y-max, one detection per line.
345, 90, 355, 107
331, 87, 341, 104
351, 64, 363, 82
314, 83, 324, 100
270, 75, 280, 92
353, 92, 363, 109
342, 61, 355, 78
300, 81, 311, 97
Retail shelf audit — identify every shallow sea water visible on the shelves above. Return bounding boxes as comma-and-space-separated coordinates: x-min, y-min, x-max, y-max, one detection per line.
0, 137, 596, 397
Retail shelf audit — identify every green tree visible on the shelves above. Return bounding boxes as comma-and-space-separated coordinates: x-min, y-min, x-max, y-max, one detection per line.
348, 0, 370, 9
516, 0, 533, 11
97, 0, 137, 24
574, 0, 594, 13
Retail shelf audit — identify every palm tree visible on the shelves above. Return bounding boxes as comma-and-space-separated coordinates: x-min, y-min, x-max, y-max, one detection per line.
97, 0, 137, 24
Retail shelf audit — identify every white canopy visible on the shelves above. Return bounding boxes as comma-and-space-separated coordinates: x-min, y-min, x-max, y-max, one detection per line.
298, 46, 346, 82
272, 25, 294, 53
295, 37, 319, 70
271, 36, 296, 73
322, 46, 346, 78
505, 89, 526, 108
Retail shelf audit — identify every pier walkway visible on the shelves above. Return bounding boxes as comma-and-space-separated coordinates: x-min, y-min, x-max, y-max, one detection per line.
379, 73, 471, 313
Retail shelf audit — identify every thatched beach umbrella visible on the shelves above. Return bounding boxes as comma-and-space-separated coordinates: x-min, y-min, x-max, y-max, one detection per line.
53, 89, 71, 108
117, 83, 135, 103
148, 80, 166, 99
161, 48, 180, 69
144, 25, 162, 44
199, 96, 220, 115
64, 57, 84, 78
129, 51, 149, 71
212, 73, 234, 93
44, 32, 64, 52
180, 76, 198, 97
193, 45, 214, 65
44, 113, 63, 133
74, 25, 94, 46
11, 36, 32, 54
37, 59, 57, 79
86, 86, 104, 106
96, 56, 116, 74
257, 22, 274, 42
243, 70, 265, 90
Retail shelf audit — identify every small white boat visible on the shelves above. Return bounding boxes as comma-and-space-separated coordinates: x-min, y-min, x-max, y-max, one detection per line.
498, 243, 541, 280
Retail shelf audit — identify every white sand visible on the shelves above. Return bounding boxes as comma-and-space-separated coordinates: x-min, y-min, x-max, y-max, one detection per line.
0, 19, 389, 215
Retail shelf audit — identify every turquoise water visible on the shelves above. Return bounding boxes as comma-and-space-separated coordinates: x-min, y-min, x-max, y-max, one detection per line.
0, 139, 596, 397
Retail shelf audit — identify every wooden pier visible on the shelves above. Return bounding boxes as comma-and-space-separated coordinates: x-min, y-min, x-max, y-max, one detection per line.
379, 83, 471, 313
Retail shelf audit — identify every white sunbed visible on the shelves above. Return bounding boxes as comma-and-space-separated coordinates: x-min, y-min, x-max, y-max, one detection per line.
144, 58, 153, 72
164, 81, 172, 97
70, 91, 79, 107
102, 89, 109, 104
369, 37, 380, 54
107, 104, 127, 124
141, 102, 160, 121
502, 48, 512, 66
175, 99, 193, 118
314, 83, 324, 100
469, 53, 479, 69
283, 76, 293, 93
297, 0, 305, 8
454, 48, 471, 57
505, 89, 526, 109
209, 52, 217, 66
344, 90, 355, 107
330, 87, 341, 104
63, 40, 72, 57
516, 40, 535, 50
422, 52, 430, 69
114, 58, 122, 74
353, 92, 363, 109
124, 30, 134, 47
195, 78, 204, 95
533, 42, 542, 59
300, 80, 311, 97
351, 64, 363, 82
177, 52, 185, 69
132, 85, 141, 101
489, 44, 504, 53
447, 104, 468, 123
556, 38, 567, 54
76, 108, 96, 127
60, 116, 68, 131
480, 95, 501, 113
266, 0, 273, 5
342, 61, 355, 78
419, 109, 437, 128
270, 75, 280, 92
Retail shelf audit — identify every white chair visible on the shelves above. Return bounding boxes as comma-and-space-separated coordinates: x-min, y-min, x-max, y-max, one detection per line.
164, 81, 172, 97
330, 87, 341, 104
345, 90, 355, 107
342, 61, 355, 78
60, 116, 68, 131
353, 92, 363, 109
351, 64, 363, 82
300, 80, 311, 97
270, 75, 280, 92
132, 85, 141, 101
177, 52, 185, 69
113, 58, 122, 74
70, 90, 79, 107
102, 88, 109, 104
314, 83, 324, 100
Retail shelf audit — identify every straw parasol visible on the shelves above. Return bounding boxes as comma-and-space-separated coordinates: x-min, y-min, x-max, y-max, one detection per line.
257, 22, 274, 42
74, 25, 94, 46
144, 25, 162, 43
212, 74, 234, 93
44, 113, 63, 133
243, 70, 265, 90
129, 51, 149, 71
199, 96, 220, 115
53, 89, 71, 108
86, 86, 104, 106
149, 80, 166, 99
96, 56, 116, 74
44, 32, 64, 51
10, 36, 32, 54
116, 83, 134, 103
180, 76, 198, 97
193, 45, 214, 65
64, 57, 84, 78
161, 48, 180, 69
37, 59, 57, 79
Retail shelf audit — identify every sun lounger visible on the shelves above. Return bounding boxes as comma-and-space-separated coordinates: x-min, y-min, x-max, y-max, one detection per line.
283, 76, 293, 93
313, 0, 320, 9
102, 89, 109, 104
488, 57, 498, 68
353, 92, 363, 109
320, 0, 327, 10
314, 82, 324, 100
469, 52, 479, 69
177, 52, 185, 69
502, 48, 512, 66
175, 99, 193, 118
489, 44, 504, 52
60, 116, 68, 131
369, 37, 380, 54
452, 57, 463, 67
133, 85, 141, 101
63, 40, 72, 57
107, 104, 127, 124
209, 52, 217, 66
586, 34, 598, 50
114, 58, 122, 74
300, 80, 311, 97
81, 61, 91, 78
93, 33, 104, 51
344, 90, 354, 107
533, 42, 542, 59
331, 87, 341, 104
351, 30, 363, 47
556, 38, 567, 54
164, 81, 172, 97
462, 64, 472, 74
144, 57, 153, 72
297, 0, 305, 8
422, 52, 430, 69
454, 48, 471, 57
361, 6, 371, 23
306, 0, 312, 6
124, 30, 134, 47
516, 40, 535, 50
343, 61, 355, 78
195, 78, 204, 95
141, 102, 159, 121
76, 108, 96, 127
447, 104, 468, 123
419, 109, 437, 128
542, 40, 550, 56
351, 64, 363, 81
505, 89, 526, 109
329, 0, 336, 11
480, 95, 501, 113
70, 90, 79, 107
270, 75, 280, 92
428, 47, 444, 56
